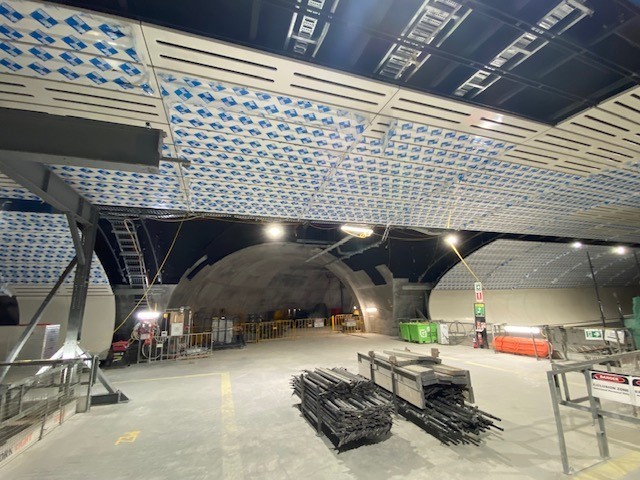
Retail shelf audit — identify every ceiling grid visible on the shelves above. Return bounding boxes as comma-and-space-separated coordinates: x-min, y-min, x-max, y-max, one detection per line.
0, 0, 638, 243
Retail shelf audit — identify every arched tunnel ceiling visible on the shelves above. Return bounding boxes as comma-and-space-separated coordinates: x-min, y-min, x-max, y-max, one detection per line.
0, 0, 639, 243
436, 239, 640, 290
169, 242, 358, 314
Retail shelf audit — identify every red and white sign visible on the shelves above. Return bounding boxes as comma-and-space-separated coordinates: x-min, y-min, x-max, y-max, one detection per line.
475, 291, 484, 302
590, 370, 634, 406
633, 377, 640, 407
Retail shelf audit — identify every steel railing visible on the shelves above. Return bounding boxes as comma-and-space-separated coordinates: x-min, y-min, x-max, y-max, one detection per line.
0, 358, 93, 467
137, 332, 214, 362
547, 350, 640, 474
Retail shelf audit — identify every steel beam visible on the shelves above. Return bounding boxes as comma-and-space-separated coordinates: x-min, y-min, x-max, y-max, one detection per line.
0, 158, 95, 225
63, 208, 99, 358
0, 108, 163, 174
66, 213, 86, 266
586, 250, 607, 330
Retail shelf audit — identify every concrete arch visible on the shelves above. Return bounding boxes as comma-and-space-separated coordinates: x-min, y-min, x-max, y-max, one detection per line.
169, 242, 392, 332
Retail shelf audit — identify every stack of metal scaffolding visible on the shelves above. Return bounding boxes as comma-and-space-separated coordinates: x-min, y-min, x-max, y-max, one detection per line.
358, 350, 502, 445
291, 367, 393, 448
393, 383, 502, 445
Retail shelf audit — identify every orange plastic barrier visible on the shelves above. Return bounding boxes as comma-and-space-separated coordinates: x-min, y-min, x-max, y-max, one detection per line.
493, 336, 550, 358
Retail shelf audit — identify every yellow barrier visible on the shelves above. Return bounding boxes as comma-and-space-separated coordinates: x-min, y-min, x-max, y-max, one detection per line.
238, 320, 294, 343
238, 317, 364, 343
331, 314, 365, 333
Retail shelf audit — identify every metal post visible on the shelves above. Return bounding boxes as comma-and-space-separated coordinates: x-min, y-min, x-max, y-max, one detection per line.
583, 369, 610, 460
544, 326, 553, 362
63, 209, 99, 358
531, 332, 539, 361
83, 356, 98, 413
547, 371, 571, 474
561, 372, 571, 402
0, 257, 78, 384
586, 251, 607, 330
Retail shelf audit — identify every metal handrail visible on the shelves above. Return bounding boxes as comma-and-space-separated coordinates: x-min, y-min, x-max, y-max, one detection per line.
547, 350, 640, 474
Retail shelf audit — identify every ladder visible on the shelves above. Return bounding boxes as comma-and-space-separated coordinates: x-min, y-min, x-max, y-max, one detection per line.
109, 218, 150, 308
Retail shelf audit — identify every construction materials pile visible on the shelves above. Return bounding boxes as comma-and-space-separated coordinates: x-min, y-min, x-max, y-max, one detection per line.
358, 349, 502, 445
291, 367, 393, 448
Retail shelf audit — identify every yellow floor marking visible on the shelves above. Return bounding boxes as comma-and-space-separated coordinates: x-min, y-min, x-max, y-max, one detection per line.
220, 372, 244, 479
464, 360, 516, 373
439, 355, 462, 362
115, 431, 140, 445
114, 372, 223, 384
574, 451, 640, 480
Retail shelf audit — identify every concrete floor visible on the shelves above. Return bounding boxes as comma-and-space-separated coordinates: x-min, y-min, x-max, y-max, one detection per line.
3, 334, 640, 480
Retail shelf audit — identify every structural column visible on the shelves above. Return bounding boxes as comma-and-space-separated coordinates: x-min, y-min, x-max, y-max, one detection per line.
63, 209, 100, 357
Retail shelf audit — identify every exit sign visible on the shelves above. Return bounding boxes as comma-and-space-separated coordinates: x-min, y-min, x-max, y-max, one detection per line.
585, 329, 603, 340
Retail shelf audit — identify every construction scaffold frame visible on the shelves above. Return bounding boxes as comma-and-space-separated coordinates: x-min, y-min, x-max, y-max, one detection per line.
547, 350, 640, 475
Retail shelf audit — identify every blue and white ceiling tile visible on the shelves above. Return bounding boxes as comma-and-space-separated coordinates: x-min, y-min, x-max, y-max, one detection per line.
159, 72, 368, 138
0, 210, 109, 286
0, 0, 638, 242
0, 0, 155, 95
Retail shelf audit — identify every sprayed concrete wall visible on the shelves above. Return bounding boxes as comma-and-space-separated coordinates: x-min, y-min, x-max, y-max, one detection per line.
430, 286, 640, 326
169, 243, 399, 334
170, 243, 353, 317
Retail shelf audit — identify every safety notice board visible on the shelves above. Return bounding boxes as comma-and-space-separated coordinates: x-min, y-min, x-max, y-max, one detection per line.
589, 370, 640, 406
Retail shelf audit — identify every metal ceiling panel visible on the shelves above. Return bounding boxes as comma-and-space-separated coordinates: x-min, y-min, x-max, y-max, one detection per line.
0, 0, 637, 243
143, 24, 398, 114
0, 0, 155, 95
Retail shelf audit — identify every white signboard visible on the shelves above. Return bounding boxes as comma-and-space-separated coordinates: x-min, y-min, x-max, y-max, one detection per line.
589, 370, 634, 406
474, 282, 483, 293
604, 329, 625, 344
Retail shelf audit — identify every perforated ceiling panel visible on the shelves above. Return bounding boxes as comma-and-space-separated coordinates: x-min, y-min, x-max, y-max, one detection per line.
0, 1, 639, 243
0, 0, 153, 94
0, 210, 109, 285
436, 240, 640, 290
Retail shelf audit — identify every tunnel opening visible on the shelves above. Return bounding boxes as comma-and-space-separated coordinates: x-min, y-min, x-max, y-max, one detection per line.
168, 242, 371, 341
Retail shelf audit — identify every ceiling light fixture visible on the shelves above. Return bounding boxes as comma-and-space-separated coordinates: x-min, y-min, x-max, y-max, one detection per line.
614, 246, 626, 255
136, 310, 161, 321
571, 241, 583, 249
504, 325, 541, 335
444, 233, 459, 246
341, 224, 373, 238
265, 223, 285, 240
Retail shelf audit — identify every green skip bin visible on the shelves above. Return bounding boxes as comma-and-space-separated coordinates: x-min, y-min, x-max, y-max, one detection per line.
409, 323, 438, 344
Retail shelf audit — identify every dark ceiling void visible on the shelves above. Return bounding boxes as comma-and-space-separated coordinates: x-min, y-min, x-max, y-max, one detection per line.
49, 0, 640, 124
94, 214, 640, 291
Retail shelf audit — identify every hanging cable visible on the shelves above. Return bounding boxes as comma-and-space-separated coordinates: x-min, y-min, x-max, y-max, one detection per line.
450, 244, 482, 284
113, 218, 185, 333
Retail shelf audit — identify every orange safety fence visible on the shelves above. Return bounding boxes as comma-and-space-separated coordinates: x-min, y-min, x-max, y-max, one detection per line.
493, 336, 551, 358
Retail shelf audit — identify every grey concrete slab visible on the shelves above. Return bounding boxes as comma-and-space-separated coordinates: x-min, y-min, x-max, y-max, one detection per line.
2, 334, 639, 480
